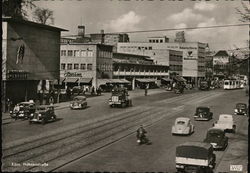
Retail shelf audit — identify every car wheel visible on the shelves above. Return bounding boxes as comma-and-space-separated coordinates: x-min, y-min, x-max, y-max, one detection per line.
121, 103, 126, 108
232, 125, 236, 133
42, 119, 46, 125
53, 115, 57, 121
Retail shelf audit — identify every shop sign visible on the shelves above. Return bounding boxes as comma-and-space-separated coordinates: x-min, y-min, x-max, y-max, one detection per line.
64, 72, 82, 77
6, 70, 28, 80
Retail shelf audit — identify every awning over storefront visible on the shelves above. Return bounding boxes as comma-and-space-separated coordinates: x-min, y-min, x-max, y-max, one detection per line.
173, 76, 186, 82
161, 78, 173, 82
136, 78, 157, 83
97, 79, 130, 86
64, 78, 79, 83
78, 78, 92, 84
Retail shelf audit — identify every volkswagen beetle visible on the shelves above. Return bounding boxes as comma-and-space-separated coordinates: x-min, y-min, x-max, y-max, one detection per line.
172, 117, 194, 135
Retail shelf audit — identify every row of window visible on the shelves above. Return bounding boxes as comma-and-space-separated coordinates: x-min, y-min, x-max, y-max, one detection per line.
169, 65, 182, 71
149, 39, 164, 43
61, 50, 94, 57
61, 63, 93, 70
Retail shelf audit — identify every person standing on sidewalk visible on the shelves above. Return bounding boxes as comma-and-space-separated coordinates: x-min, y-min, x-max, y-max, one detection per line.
145, 84, 149, 96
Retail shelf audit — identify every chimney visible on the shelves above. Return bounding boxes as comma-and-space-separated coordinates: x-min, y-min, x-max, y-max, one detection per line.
77, 25, 85, 38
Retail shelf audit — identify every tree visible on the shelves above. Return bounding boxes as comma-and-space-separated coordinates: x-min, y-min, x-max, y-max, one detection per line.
235, 1, 250, 22
32, 7, 54, 25
2, 0, 35, 20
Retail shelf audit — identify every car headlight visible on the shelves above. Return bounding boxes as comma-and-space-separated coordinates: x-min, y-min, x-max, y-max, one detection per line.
38, 114, 42, 117
79, 104, 81, 106
234, 109, 238, 112
10, 111, 12, 113
20, 111, 24, 113
30, 113, 34, 117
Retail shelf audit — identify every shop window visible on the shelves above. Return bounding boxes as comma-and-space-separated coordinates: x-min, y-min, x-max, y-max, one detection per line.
67, 64, 72, 70
87, 64, 92, 70
74, 64, 79, 70
80, 64, 86, 70
68, 50, 73, 56
61, 63, 66, 70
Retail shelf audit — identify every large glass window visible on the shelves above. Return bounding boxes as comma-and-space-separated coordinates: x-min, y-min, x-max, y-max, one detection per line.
81, 50, 86, 57
68, 50, 73, 56
74, 50, 80, 57
74, 64, 79, 70
67, 64, 72, 70
80, 64, 86, 70
87, 64, 92, 70
61, 50, 67, 56
61, 63, 66, 70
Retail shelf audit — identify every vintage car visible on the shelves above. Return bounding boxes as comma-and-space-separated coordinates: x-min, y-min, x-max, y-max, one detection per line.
70, 96, 87, 109
109, 87, 132, 108
234, 103, 248, 116
172, 117, 194, 135
204, 128, 228, 150
194, 106, 213, 121
213, 114, 236, 133
199, 81, 210, 91
29, 105, 56, 125
10, 101, 36, 119
176, 142, 216, 173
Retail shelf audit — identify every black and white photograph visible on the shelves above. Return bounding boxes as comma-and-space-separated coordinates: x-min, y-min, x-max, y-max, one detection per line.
1, 0, 249, 172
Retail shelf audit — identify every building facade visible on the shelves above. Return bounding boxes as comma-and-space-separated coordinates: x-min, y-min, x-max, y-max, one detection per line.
117, 41, 207, 83
60, 43, 113, 90
112, 53, 169, 89
2, 18, 66, 111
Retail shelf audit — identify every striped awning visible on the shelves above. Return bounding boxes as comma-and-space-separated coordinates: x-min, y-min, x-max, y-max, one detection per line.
64, 78, 79, 83
78, 78, 92, 84
136, 78, 157, 83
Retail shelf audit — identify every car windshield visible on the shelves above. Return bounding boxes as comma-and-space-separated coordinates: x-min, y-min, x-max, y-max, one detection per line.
197, 108, 208, 113
236, 104, 246, 109
177, 121, 186, 125
208, 131, 222, 138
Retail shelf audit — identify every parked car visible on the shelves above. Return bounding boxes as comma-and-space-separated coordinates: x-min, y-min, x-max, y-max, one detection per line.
172, 117, 194, 135
199, 80, 210, 90
70, 96, 87, 109
194, 106, 213, 121
29, 105, 56, 125
234, 103, 248, 116
204, 128, 228, 150
176, 142, 216, 173
213, 114, 236, 133
10, 101, 36, 119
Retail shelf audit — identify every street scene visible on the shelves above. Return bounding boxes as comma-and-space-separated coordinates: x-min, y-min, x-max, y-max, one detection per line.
1, 0, 249, 173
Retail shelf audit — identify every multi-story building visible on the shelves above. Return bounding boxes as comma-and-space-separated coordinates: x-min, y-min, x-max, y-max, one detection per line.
2, 17, 67, 111
213, 50, 230, 78
90, 31, 129, 52
112, 53, 169, 89
117, 41, 207, 84
60, 43, 113, 90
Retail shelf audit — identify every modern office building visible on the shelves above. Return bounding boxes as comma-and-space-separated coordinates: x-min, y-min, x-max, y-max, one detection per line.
117, 40, 207, 84
60, 43, 113, 90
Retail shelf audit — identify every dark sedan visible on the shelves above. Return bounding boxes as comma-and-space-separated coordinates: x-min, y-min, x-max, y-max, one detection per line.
194, 106, 213, 121
204, 128, 228, 150
234, 103, 248, 116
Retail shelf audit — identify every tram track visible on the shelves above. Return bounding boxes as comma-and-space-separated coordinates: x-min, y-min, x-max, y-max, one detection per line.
2, 91, 224, 172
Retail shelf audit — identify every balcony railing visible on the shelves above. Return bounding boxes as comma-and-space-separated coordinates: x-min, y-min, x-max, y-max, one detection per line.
113, 71, 168, 76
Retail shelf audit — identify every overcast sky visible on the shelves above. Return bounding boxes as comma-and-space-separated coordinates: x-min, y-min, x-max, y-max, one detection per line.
27, 0, 249, 51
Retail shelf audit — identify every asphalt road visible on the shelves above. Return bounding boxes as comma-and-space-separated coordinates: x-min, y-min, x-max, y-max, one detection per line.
2, 89, 248, 172
56, 89, 248, 173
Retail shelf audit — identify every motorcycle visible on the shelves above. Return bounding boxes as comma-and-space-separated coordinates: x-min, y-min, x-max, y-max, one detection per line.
136, 133, 150, 145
